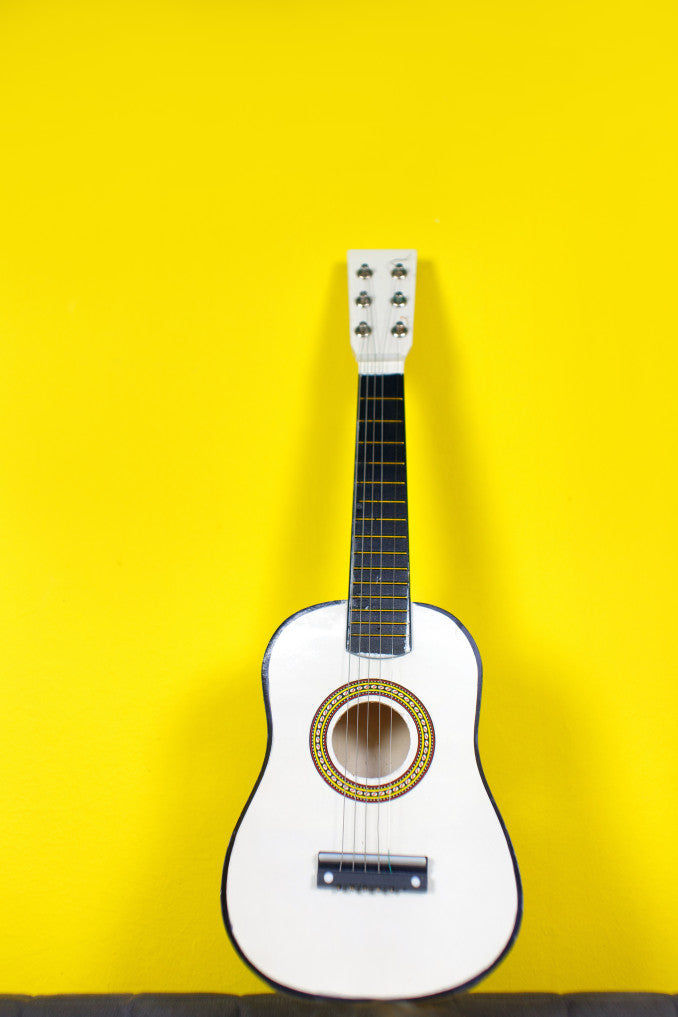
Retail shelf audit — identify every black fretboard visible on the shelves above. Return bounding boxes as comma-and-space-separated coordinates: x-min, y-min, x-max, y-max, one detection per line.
347, 373, 411, 656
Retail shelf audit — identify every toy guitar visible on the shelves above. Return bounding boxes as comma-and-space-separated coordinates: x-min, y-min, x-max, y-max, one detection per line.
222, 250, 521, 1000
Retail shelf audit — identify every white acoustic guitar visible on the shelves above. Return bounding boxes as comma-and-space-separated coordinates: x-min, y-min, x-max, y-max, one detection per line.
222, 250, 521, 1000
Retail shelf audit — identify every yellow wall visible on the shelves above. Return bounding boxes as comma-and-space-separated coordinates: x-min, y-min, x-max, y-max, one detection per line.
1, 0, 676, 995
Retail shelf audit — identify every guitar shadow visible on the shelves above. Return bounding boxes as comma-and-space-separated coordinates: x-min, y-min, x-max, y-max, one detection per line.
407, 260, 652, 988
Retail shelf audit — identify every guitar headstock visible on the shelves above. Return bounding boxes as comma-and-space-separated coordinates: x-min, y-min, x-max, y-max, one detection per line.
347, 249, 417, 373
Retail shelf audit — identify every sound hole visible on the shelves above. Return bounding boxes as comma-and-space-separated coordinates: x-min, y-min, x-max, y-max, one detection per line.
332, 702, 410, 779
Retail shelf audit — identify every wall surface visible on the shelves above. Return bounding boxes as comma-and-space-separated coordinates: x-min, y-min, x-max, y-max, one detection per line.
1, 0, 676, 997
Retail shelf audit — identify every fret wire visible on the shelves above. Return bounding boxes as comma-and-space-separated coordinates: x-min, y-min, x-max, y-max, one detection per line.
354, 517, 406, 522
352, 566, 408, 571
347, 618, 406, 626
353, 551, 407, 555
349, 613, 408, 618
352, 581, 408, 586
351, 611, 408, 615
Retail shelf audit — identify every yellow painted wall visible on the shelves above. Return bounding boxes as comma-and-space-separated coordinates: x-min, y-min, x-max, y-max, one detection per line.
1, 0, 676, 995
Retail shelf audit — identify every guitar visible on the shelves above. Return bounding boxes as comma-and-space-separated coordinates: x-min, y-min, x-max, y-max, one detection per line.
222, 250, 522, 1000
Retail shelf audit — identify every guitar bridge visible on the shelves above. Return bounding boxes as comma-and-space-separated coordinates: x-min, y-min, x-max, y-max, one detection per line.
317, 852, 428, 892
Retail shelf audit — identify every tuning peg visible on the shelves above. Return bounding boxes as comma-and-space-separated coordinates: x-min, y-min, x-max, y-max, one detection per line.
347, 249, 417, 366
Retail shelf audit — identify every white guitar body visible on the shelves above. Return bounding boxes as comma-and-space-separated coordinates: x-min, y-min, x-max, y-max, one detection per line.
223, 601, 520, 1000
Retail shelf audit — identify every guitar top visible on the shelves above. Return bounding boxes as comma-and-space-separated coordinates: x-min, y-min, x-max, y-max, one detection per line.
222, 250, 521, 1000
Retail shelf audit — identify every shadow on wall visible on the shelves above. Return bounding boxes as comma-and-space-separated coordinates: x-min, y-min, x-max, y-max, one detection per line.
411, 261, 653, 987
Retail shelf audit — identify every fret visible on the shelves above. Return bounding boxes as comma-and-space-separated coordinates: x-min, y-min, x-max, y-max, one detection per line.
359, 435, 407, 440
352, 582, 408, 591
354, 517, 406, 522
357, 431, 405, 439
356, 487, 407, 495
363, 457, 406, 465
353, 568, 409, 573
355, 520, 407, 527
353, 618, 406, 626
354, 532, 406, 539
349, 581, 408, 589
353, 536, 408, 542
354, 525, 406, 539
356, 487, 406, 495
353, 544, 408, 549
355, 517, 407, 523
358, 476, 403, 486
353, 530, 408, 535
353, 554, 407, 562
352, 564, 408, 570
348, 635, 407, 654
354, 552, 408, 559
351, 610, 409, 615
356, 496, 406, 503
350, 619, 408, 625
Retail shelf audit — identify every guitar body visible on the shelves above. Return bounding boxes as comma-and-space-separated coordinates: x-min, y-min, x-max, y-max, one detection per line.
222, 600, 521, 1000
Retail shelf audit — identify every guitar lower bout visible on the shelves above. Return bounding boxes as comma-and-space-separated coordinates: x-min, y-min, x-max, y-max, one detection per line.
222, 600, 522, 1001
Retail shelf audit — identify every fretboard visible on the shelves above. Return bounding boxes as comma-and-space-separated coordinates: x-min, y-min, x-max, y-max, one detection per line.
347, 373, 411, 656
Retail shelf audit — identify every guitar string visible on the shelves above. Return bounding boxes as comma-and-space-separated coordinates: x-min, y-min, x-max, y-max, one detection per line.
364, 360, 382, 871
354, 369, 365, 870
374, 341, 391, 871
356, 365, 373, 869
390, 363, 398, 871
361, 311, 381, 871
371, 335, 388, 871
342, 271, 374, 873
340, 369, 359, 873
384, 337, 394, 870
354, 296, 375, 871
349, 350, 368, 871
388, 363, 402, 870
361, 370, 370, 872
364, 358, 380, 872
377, 364, 385, 872
364, 285, 382, 871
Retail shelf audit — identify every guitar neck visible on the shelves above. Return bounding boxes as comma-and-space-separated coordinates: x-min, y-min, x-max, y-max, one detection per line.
347, 371, 411, 656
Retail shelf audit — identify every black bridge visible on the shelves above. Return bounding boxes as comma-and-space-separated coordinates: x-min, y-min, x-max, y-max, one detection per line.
317, 852, 428, 892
